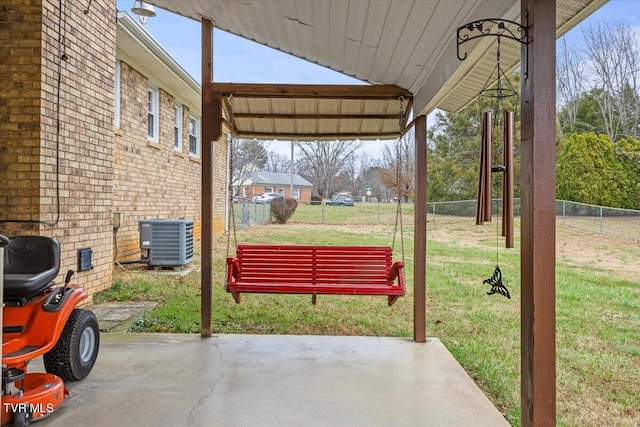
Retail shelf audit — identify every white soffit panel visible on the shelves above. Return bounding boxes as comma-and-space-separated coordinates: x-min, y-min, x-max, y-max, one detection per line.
148, 0, 606, 119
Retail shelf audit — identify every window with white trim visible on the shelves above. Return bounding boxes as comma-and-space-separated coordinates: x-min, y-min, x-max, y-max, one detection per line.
243, 186, 248, 197
148, 86, 159, 141
278, 188, 285, 196
265, 187, 274, 193
174, 104, 182, 151
188, 115, 200, 157
292, 188, 300, 198
114, 61, 121, 128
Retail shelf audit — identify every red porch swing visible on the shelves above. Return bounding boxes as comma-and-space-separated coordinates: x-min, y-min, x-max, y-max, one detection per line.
226, 244, 405, 305
225, 97, 409, 306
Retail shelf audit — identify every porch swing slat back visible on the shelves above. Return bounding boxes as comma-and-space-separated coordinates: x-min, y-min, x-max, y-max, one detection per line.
226, 245, 405, 305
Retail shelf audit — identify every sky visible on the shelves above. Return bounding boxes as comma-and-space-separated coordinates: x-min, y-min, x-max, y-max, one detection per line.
117, 0, 363, 85
116, 0, 640, 157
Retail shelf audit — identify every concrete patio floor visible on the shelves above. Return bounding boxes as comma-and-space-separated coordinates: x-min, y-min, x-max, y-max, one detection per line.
35, 333, 509, 427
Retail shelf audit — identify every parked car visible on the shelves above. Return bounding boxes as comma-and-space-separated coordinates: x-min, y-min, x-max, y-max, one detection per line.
254, 192, 284, 204
325, 195, 354, 206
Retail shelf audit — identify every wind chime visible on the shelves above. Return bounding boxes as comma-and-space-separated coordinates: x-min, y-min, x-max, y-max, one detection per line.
457, 18, 529, 299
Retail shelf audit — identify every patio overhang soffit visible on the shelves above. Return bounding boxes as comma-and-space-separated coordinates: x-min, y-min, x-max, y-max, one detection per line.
214, 83, 413, 141
147, 0, 606, 138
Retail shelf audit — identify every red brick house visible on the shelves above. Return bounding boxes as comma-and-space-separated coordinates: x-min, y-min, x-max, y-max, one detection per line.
239, 171, 314, 203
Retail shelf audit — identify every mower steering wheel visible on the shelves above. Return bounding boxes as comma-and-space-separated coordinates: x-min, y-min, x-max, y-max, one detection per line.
0, 233, 9, 246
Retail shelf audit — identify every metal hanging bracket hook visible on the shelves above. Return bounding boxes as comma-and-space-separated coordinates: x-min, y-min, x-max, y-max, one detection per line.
456, 17, 529, 60
456, 13, 529, 77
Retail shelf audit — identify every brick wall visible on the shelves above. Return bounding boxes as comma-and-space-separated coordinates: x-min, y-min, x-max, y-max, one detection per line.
113, 61, 202, 258
113, 61, 228, 258
299, 187, 312, 203
0, 0, 43, 234
0, 0, 116, 298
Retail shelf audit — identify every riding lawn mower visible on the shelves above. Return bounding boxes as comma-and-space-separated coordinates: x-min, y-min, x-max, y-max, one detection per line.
1, 234, 99, 426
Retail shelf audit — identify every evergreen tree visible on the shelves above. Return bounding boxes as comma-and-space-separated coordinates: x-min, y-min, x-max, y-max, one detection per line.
558, 89, 606, 135
556, 132, 627, 207
614, 136, 640, 209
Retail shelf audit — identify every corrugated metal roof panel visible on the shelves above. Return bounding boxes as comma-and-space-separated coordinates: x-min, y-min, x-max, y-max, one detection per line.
147, 0, 606, 129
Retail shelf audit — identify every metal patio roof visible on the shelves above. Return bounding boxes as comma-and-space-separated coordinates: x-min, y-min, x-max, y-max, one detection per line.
146, 0, 605, 124
214, 82, 413, 141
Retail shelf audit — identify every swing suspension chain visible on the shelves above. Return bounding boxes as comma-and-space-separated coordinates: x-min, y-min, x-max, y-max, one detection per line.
392, 96, 405, 262
226, 134, 235, 258
226, 96, 238, 259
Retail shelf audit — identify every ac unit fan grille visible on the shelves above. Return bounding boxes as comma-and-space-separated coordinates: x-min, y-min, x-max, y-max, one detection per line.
140, 219, 194, 267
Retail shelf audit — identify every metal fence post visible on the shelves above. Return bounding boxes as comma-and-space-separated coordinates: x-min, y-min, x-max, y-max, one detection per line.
253, 202, 257, 225
378, 200, 380, 223
241, 203, 247, 227
322, 202, 325, 223
600, 206, 603, 234
265, 203, 269, 224
432, 202, 436, 225
562, 200, 566, 225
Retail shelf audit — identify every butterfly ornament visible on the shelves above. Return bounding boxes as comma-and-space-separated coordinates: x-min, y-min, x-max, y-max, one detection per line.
483, 265, 510, 299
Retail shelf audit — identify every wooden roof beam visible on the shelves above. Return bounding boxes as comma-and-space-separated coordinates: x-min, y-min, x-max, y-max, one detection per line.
210, 83, 413, 100
236, 131, 401, 140
233, 113, 401, 120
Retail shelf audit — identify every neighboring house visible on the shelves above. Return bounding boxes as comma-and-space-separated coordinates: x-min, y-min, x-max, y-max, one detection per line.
240, 172, 314, 203
0, 3, 227, 299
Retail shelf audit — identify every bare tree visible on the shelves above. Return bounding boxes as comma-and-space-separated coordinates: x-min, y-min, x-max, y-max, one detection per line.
295, 140, 360, 197
265, 151, 290, 173
557, 37, 586, 133
360, 165, 389, 201
341, 152, 361, 196
582, 21, 640, 141
231, 138, 268, 187
379, 132, 415, 202
358, 153, 390, 201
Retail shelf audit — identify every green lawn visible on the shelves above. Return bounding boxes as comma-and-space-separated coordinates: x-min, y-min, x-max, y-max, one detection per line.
97, 203, 639, 426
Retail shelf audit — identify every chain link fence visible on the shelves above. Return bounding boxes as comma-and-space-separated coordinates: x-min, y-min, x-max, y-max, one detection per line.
231, 197, 640, 241
230, 198, 272, 228
428, 198, 640, 240
230, 199, 410, 227
556, 199, 640, 240
426, 199, 521, 228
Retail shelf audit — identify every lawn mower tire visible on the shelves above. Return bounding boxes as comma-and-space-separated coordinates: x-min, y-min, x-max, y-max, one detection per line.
43, 309, 100, 382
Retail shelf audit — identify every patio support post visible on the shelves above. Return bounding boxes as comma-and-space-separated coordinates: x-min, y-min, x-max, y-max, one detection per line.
413, 114, 427, 343
201, 18, 220, 338
520, 0, 556, 424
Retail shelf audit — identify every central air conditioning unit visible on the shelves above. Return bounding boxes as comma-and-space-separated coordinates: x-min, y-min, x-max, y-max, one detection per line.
139, 219, 194, 268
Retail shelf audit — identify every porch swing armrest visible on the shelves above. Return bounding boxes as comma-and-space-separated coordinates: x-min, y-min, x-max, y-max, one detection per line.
226, 257, 240, 281
388, 261, 405, 285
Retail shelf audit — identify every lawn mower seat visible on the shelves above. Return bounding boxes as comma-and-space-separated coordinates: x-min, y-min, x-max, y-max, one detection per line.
3, 236, 61, 298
